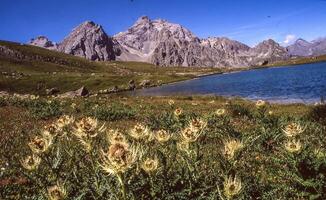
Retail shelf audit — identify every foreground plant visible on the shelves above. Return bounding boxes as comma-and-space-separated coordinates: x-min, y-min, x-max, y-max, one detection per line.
284, 139, 302, 153
28, 136, 52, 154
282, 122, 305, 137
47, 183, 67, 200
223, 139, 243, 160
223, 175, 242, 199
20, 154, 41, 171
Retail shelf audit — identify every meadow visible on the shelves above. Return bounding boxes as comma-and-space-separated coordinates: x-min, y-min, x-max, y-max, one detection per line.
0, 94, 325, 199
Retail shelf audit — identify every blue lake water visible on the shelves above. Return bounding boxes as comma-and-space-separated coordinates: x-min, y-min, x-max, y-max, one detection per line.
131, 62, 326, 104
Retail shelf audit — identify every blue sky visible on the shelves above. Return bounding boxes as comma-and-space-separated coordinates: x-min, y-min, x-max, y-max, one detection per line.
1, 0, 326, 46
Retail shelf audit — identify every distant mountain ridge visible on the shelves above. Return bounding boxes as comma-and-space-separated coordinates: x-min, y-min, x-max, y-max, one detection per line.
287, 38, 326, 57
28, 16, 325, 68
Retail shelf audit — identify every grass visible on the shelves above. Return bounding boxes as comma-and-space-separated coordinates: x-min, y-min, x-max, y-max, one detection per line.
0, 40, 222, 94
0, 95, 325, 199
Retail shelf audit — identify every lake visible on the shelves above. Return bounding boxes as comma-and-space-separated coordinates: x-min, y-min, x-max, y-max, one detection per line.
131, 62, 326, 104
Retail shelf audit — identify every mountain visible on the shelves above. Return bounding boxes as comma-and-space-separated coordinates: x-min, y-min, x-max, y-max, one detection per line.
29, 36, 58, 50
58, 21, 115, 61
287, 38, 326, 57
28, 16, 291, 67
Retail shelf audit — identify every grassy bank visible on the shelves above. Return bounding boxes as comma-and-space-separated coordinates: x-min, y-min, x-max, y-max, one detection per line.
0, 95, 326, 199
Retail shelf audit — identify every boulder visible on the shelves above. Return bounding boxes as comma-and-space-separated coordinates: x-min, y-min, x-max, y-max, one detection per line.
140, 80, 151, 87
46, 87, 60, 95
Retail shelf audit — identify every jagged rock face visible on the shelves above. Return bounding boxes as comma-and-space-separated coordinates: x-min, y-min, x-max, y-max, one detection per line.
113, 17, 288, 67
248, 39, 289, 63
58, 21, 115, 61
287, 38, 326, 57
114, 16, 197, 64
29, 36, 58, 50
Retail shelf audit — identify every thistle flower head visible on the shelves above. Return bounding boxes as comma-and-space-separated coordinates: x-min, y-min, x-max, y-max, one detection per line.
43, 124, 59, 138
141, 157, 159, 174
282, 122, 305, 137
20, 154, 41, 171
224, 175, 242, 199
177, 141, 190, 152
155, 130, 171, 143
107, 129, 127, 144
285, 139, 302, 153
189, 118, 207, 131
100, 142, 138, 175
47, 184, 67, 200
180, 127, 202, 143
168, 99, 175, 106
215, 108, 226, 116
28, 136, 52, 154
56, 115, 74, 129
74, 117, 105, 138
256, 100, 266, 107
223, 139, 243, 160
174, 108, 183, 117
129, 123, 150, 140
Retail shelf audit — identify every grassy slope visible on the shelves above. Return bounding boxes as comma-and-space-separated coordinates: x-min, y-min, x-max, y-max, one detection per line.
0, 40, 221, 94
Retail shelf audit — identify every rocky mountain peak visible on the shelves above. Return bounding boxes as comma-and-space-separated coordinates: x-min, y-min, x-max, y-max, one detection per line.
58, 21, 115, 61
29, 36, 57, 49
134, 16, 151, 25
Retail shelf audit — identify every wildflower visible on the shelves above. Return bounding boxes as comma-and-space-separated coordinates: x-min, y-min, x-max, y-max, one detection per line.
268, 111, 273, 115
285, 139, 302, 153
256, 100, 266, 107
74, 117, 106, 138
168, 99, 175, 106
100, 142, 138, 175
20, 155, 41, 171
189, 118, 207, 132
282, 122, 305, 137
71, 103, 77, 109
28, 136, 52, 154
43, 124, 59, 138
129, 123, 150, 140
56, 115, 74, 129
155, 130, 171, 143
314, 148, 326, 159
180, 127, 202, 143
107, 129, 127, 144
141, 157, 159, 173
215, 108, 226, 116
174, 108, 183, 117
223, 139, 243, 160
177, 141, 190, 152
47, 183, 67, 200
224, 175, 242, 199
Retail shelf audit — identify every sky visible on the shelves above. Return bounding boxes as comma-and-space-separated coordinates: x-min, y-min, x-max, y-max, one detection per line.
1, 0, 326, 47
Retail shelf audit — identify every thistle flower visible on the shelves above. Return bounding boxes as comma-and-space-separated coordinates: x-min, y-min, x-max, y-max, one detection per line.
107, 129, 127, 144
100, 142, 138, 175
73, 117, 106, 138
70, 103, 77, 109
282, 122, 305, 137
56, 115, 74, 129
215, 108, 226, 116
168, 99, 175, 106
141, 157, 159, 174
155, 130, 171, 143
224, 175, 242, 199
28, 136, 52, 154
43, 124, 59, 138
285, 139, 302, 153
223, 139, 243, 160
174, 108, 183, 117
256, 100, 266, 107
129, 123, 150, 140
47, 183, 67, 200
177, 141, 190, 153
180, 127, 202, 143
189, 118, 207, 132
20, 155, 41, 171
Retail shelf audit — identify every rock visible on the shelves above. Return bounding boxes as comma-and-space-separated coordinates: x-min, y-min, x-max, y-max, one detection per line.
127, 80, 136, 90
60, 86, 89, 98
0, 91, 9, 97
140, 80, 151, 87
46, 88, 60, 95
58, 21, 115, 61
109, 86, 119, 93
29, 36, 58, 50
75, 86, 89, 96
